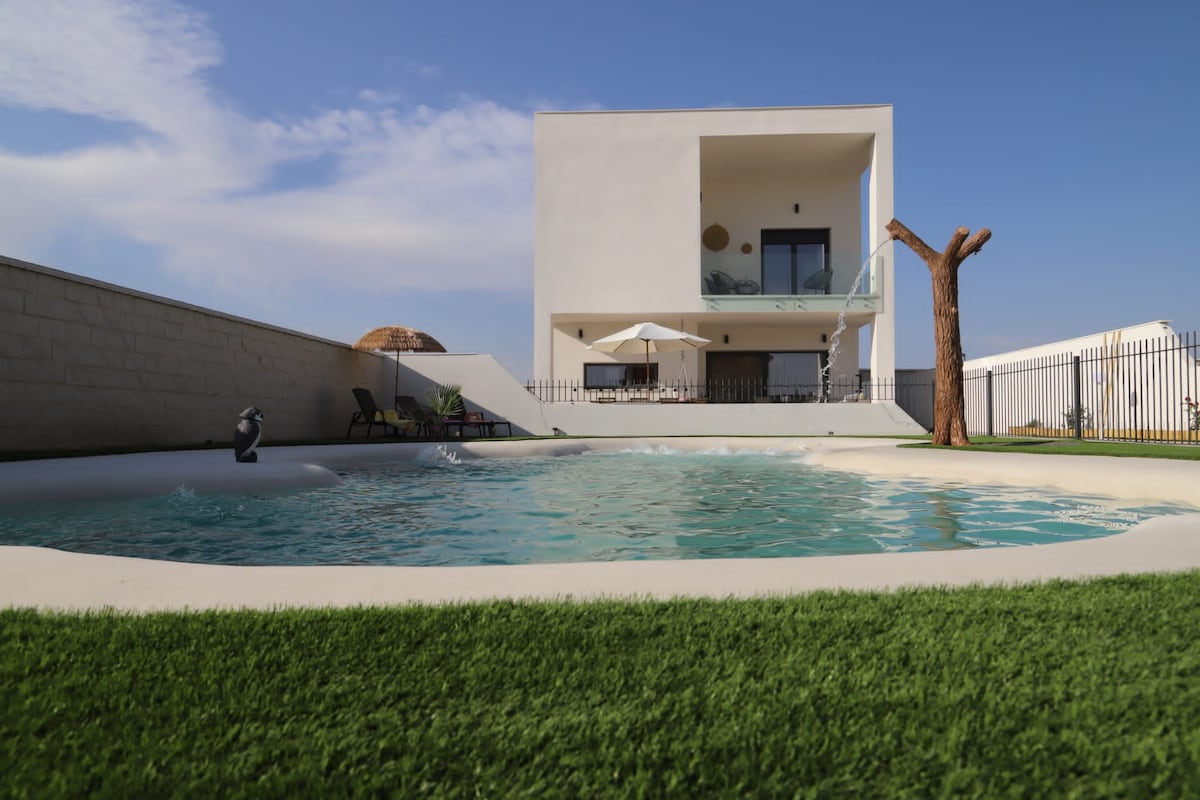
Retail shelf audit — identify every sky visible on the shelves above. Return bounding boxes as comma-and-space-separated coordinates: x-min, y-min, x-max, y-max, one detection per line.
1, 0, 1197, 379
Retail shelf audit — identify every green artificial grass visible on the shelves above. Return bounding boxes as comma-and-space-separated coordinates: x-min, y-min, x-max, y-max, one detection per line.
5, 573, 1200, 796
902, 437, 1200, 460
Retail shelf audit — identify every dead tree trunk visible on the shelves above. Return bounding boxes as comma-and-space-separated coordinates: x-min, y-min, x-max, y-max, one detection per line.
886, 219, 991, 447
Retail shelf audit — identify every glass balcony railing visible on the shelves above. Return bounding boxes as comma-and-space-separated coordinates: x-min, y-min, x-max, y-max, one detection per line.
700, 257, 883, 311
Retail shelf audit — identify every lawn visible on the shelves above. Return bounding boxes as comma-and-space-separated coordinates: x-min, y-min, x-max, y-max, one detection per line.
903, 436, 1200, 460
5, 573, 1200, 796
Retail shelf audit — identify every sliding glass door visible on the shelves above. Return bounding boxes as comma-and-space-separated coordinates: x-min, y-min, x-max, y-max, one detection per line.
761, 229, 830, 294
707, 351, 827, 402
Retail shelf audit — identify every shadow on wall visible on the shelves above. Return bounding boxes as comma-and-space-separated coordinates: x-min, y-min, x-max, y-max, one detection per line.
393, 357, 546, 436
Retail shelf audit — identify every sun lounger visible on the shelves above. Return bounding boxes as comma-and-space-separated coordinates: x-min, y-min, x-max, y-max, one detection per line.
348, 388, 415, 438
442, 411, 513, 438
394, 395, 434, 437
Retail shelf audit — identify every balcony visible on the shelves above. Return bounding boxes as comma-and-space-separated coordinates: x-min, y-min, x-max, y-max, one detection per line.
700, 257, 882, 313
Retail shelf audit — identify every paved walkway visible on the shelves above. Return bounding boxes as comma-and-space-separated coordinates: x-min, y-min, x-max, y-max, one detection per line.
2, 438, 1198, 611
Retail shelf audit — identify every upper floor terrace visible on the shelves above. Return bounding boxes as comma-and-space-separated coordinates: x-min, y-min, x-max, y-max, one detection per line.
699, 256, 883, 314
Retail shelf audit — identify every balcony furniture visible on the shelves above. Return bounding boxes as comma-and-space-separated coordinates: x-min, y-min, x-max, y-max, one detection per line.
705, 271, 763, 296
707, 270, 735, 294
710, 269, 760, 295
802, 268, 832, 294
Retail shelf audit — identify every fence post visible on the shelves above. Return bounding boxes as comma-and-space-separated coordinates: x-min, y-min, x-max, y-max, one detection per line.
1072, 356, 1083, 439
985, 369, 994, 437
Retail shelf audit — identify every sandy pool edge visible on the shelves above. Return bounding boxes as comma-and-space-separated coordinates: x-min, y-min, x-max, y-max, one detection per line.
3, 437, 1199, 610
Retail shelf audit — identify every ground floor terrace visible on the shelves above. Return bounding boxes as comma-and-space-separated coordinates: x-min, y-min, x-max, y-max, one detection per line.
545, 309, 881, 407
3, 437, 1198, 612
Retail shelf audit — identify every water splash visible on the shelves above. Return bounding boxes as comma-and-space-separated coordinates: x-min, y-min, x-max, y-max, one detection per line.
614, 444, 792, 458
617, 443, 683, 456
416, 444, 461, 466
165, 486, 199, 509
819, 239, 891, 401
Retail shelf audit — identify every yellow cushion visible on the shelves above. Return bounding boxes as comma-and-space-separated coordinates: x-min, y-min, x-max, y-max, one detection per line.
381, 409, 417, 432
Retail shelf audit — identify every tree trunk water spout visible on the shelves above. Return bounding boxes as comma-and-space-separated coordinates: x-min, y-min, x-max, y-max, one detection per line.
820, 241, 889, 401
886, 219, 991, 447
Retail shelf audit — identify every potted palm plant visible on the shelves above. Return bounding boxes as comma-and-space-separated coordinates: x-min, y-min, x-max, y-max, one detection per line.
426, 383, 464, 439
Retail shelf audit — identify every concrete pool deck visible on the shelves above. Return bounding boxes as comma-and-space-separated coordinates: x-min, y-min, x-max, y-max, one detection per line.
2, 437, 1198, 611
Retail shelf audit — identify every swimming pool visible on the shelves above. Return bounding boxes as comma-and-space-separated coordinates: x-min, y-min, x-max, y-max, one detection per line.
0, 444, 1186, 567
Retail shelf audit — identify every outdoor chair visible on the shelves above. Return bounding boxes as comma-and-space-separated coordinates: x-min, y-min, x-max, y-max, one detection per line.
458, 412, 490, 438
347, 388, 413, 438
710, 269, 760, 295
395, 394, 434, 437
438, 405, 467, 438
707, 270, 737, 294
802, 268, 832, 294
441, 410, 514, 438
465, 410, 513, 437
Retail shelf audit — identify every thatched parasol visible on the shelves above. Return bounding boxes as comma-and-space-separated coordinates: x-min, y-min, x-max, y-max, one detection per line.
354, 325, 447, 399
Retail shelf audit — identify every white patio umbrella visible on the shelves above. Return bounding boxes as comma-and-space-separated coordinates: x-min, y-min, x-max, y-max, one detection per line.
586, 322, 711, 387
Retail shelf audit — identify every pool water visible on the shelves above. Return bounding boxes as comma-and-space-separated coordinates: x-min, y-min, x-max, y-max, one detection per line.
0, 446, 1187, 566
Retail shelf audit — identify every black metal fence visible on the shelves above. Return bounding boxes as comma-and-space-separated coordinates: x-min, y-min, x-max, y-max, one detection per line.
525, 376, 891, 404
964, 331, 1200, 444
524, 333, 1200, 445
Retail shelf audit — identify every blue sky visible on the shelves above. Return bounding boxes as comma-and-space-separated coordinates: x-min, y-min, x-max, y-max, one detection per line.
1, 0, 1197, 378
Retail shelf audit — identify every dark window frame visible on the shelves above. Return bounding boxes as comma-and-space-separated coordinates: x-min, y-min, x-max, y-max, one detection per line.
583, 362, 660, 389
760, 228, 831, 294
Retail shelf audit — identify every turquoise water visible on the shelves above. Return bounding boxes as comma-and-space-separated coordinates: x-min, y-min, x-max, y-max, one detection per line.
0, 447, 1187, 566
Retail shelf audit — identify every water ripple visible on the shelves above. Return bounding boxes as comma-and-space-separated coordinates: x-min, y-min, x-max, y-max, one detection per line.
0, 452, 1188, 566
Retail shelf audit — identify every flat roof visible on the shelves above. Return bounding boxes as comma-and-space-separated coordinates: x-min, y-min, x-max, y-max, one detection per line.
535, 103, 892, 116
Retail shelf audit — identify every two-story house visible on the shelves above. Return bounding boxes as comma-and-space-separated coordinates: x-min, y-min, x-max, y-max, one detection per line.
533, 104, 896, 405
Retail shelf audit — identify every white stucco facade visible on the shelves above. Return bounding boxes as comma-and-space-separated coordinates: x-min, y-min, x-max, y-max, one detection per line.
534, 105, 896, 402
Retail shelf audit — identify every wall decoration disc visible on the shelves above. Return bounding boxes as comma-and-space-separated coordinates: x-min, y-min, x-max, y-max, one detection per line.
702, 224, 730, 252
741, 242, 753, 254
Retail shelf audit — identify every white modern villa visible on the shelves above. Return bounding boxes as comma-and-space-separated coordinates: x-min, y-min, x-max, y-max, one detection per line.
533, 104, 897, 404
2, 104, 925, 450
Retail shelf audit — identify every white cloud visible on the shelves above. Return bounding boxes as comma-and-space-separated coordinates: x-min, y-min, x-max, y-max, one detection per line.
0, 0, 534, 294
357, 88, 403, 106
405, 63, 441, 80
0, 0, 225, 140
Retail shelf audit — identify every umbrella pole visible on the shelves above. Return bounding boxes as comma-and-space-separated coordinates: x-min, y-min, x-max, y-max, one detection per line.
645, 340, 650, 392
394, 350, 400, 405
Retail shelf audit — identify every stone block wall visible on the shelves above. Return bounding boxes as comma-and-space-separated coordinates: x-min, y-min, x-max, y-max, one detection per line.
0, 255, 393, 453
